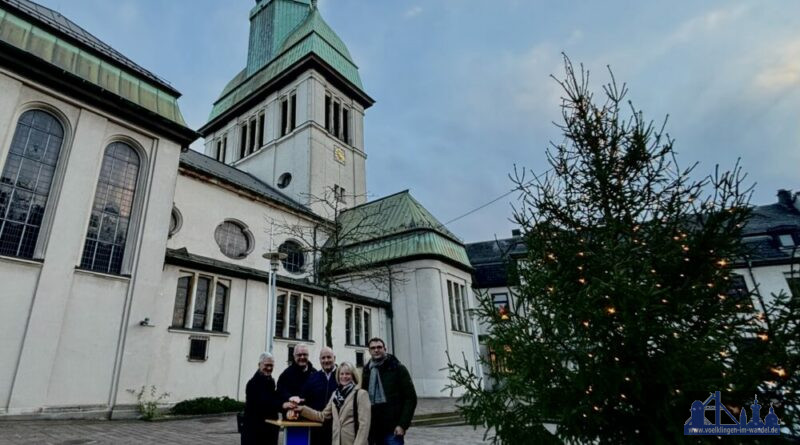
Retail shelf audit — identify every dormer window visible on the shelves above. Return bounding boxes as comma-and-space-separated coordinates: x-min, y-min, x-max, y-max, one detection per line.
778, 233, 795, 248
325, 93, 351, 145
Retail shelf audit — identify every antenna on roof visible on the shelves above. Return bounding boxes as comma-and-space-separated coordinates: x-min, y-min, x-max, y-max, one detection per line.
311, 0, 318, 10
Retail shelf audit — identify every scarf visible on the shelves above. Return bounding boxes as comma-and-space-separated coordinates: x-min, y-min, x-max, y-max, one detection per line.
333, 382, 355, 410
367, 356, 387, 405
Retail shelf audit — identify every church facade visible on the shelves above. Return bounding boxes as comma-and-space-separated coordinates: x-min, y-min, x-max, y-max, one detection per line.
0, 0, 481, 418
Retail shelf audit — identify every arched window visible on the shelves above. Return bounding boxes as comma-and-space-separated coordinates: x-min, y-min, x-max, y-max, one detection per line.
0, 109, 65, 258
79, 142, 140, 274
214, 220, 253, 259
279, 240, 305, 274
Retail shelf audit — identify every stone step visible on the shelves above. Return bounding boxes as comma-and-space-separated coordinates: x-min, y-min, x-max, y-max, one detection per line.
411, 412, 464, 427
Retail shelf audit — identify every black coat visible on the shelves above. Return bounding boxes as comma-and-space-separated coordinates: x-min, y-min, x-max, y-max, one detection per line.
301, 369, 338, 445
277, 363, 316, 403
242, 371, 280, 445
361, 354, 417, 437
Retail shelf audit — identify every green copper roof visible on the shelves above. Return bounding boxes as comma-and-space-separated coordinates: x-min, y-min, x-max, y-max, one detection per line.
207, 2, 363, 124
0, 5, 187, 127
328, 191, 472, 271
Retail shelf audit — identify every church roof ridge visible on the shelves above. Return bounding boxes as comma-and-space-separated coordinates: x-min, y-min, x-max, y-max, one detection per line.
0, 0, 191, 129
1, 0, 179, 96
326, 191, 472, 272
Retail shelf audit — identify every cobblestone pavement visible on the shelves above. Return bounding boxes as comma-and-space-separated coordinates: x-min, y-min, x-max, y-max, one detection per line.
0, 415, 491, 445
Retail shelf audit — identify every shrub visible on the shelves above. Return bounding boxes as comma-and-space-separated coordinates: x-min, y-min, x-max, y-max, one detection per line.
127, 385, 170, 420
171, 396, 244, 415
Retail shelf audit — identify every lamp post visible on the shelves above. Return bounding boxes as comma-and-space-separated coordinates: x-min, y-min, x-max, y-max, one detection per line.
263, 251, 287, 354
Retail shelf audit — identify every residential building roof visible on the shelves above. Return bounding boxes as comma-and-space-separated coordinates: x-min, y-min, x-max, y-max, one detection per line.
0, 0, 189, 128
330, 191, 472, 271
179, 149, 320, 220
466, 190, 800, 287
207, 1, 366, 125
465, 237, 526, 289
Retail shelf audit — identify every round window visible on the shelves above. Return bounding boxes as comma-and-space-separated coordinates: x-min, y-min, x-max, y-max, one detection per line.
169, 207, 183, 237
279, 240, 305, 274
277, 173, 292, 189
215, 221, 253, 259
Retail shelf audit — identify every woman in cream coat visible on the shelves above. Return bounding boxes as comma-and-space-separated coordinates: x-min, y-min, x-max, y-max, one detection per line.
297, 361, 371, 445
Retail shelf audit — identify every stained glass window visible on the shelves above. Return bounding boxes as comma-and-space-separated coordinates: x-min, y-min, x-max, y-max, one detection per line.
79, 142, 139, 274
0, 110, 64, 258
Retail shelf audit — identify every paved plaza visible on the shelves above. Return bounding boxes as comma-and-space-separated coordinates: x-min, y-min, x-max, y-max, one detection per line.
0, 415, 491, 445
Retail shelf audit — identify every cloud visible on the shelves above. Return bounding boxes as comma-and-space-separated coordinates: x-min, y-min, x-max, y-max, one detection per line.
753, 39, 800, 92
667, 4, 750, 46
404, 6, 423, 19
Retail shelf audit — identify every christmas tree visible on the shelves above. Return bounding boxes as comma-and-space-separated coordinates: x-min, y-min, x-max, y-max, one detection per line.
448, 57, 797, 443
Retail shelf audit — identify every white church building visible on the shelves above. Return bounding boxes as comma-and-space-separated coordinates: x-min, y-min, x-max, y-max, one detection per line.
0, 0, 480, 418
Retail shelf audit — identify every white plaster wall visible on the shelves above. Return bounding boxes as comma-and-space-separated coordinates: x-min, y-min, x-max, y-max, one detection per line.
0, 68, 184, 415
168, 173, 318, 280
385, 260, 478, 397
735, 263, 798, 308
0, 259, 40, 412
205, 70, 368, 213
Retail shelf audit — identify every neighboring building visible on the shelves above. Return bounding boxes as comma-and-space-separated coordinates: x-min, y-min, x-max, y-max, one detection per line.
0, 0, 480, 418
466, 190, 800, 380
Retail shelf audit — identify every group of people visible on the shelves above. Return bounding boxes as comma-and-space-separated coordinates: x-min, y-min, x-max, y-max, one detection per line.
241, 337, 417, 445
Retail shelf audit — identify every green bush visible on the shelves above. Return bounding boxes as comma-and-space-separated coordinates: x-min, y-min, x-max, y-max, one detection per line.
170, 396, 244, 415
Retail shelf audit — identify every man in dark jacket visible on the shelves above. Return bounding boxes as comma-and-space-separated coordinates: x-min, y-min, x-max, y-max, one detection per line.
361, 338, 417, 445
242, 352, 281, 445
277, 344, 316, 414
301, 346, 338, 445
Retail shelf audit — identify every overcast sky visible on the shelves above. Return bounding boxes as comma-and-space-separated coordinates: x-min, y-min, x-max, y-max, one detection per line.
35, 0, 800, 242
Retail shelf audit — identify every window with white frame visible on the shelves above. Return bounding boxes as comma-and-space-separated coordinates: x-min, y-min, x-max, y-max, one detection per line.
492, 292, 511, 319
345, 304, 371, 346
0, 109, 65, 259
274, 291, 312, 340
324, 93, 351, 145
79, 141, 140, 275
447, 280, 472, 333
171, 272, 230, 333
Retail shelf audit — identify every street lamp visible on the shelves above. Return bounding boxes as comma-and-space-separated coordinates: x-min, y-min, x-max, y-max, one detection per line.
263, 251, 287, 353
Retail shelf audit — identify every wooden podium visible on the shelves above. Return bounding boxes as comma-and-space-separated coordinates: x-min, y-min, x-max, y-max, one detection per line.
266, 419, 323, 445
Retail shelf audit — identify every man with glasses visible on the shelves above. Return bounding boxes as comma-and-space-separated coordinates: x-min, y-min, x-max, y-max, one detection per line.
361, 338, 417, 445
277, 344, 316, 417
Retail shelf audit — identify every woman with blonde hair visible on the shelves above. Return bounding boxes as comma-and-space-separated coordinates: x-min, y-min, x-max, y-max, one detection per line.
295, 361, 371, 445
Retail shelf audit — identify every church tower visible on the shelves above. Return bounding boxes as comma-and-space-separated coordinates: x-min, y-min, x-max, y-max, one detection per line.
198, 0, 374, 215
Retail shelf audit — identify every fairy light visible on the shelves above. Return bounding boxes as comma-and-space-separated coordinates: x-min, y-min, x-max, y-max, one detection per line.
582, 320, 590, 328
578, 277, 587, 285
757, 333, 769, 341
716, 259, 728, 267
606, 306, 617, 315
771, 367, 787, 378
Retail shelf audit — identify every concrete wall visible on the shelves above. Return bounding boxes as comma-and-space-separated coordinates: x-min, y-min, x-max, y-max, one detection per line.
0, 67, 183, 415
